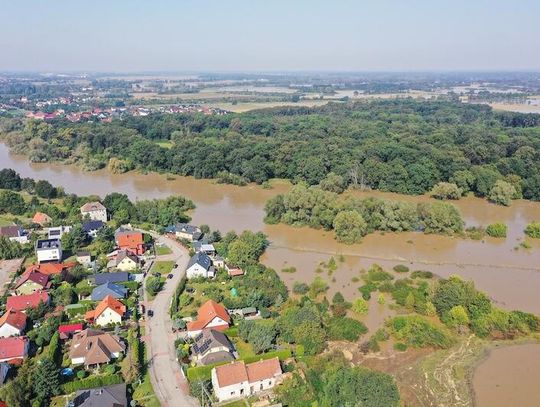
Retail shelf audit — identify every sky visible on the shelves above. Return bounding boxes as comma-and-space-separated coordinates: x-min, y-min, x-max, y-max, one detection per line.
1, 0, 539, 72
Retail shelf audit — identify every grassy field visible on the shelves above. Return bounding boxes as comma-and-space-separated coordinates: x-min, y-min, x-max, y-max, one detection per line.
155, 245, 173, 256
151, 260, 175, 275
132, 345, 161, 407
154, 140, 173, 149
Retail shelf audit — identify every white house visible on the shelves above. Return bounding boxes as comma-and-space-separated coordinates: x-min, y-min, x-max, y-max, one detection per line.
80, 201, 108, 222
186, 252, 215, 279
0, 309, 27, 338
186, 300, 231, 337
107, 250, 139, 272
35, 239, 62, 263
69, 329, 125, 367
211, 358, 283, 402
47, 225, 72, 239
85, 295, 126, 327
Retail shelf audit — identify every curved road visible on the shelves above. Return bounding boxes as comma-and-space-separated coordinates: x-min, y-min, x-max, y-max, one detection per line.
143, 232, 199, 407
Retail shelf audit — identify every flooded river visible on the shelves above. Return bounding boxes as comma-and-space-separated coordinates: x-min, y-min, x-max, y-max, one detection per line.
2, 142, 540, 404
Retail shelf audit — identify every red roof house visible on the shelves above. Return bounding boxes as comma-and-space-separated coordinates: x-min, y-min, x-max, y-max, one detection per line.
85, 295, 126, 327
6, 291, 50, 312
14, 269, 50, 294
0, 337, 29, 363
116, 231, 145, 255
0, 309, 27, 337
32, 212, 52, 226
58, 323, 84, 340
25, 261, 76, 277
187, 300, 230, 336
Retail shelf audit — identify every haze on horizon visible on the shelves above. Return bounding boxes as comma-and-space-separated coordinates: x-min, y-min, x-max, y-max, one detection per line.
1, 0, 539, 73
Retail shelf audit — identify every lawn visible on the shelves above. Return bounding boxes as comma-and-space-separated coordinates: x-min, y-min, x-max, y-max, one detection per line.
132, 342, 161, 407
233, 338, 256, 359
152, 260, 175, 275
155, 245, 172, 256
155, 140, 173, 149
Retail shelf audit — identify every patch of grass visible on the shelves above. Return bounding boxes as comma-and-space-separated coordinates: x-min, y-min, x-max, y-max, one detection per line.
155, 245, 173, 256
152, 260, 175, 275
281, 266, 297, 273
234, 338, 256, 359
155, 140, 173, 149
393, 264, 410, 273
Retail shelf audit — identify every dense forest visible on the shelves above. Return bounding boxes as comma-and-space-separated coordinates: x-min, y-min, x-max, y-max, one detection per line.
1, 99, 539, 200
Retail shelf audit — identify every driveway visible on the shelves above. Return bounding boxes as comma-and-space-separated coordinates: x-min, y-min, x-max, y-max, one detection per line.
0, 258, 23, 295
142, 232, 199, 407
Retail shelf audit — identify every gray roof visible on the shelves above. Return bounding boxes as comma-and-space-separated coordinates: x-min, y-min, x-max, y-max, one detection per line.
91, 283, 128, 301
187, 252, 212, 271
192, 329, 235, 362
36, 238, 61, 250
114, 250, 139, 266
93, 272, 129, 285
72, 383, 127, 407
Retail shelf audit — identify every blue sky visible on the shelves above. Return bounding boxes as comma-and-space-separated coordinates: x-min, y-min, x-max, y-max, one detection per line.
1, 0, 539, 72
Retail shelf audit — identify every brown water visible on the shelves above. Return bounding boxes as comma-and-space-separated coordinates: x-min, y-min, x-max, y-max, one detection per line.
473, 343, 540, 407
2, 143, 540, 404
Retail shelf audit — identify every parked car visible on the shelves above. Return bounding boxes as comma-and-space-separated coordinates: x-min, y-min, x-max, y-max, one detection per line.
167, 274, 174, 279
173, 264, 178, 269
147, 310, 154, 317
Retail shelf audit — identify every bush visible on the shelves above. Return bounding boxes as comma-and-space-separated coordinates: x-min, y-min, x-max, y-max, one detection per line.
394, 342, 408, 352
352, 298, 369, 315
489, 180, 516, 206
430, 182, 462, 200
410, 270, 433, 279
486, 223, 507, 238
387, 315, 454, 349
63, 374, 123, 394
525, 222, 540, 238
281, 267, 297, 273
292, 282, 309, 295
146, 276, 163, 296
393, 264, 409, 273
327, 317, 367, 341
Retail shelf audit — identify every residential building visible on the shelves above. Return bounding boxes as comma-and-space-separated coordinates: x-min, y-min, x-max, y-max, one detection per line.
107, 250, 139, 272
187, 300, 230, 337
13, 268, 50, 295
76, 251, 93, 267
47, 225, 72, 239
80, 202, 108, 223
69, 329, 125, 367
193, 241, 216, 256
0, 225, 30, 244
36, 238, 62, 263
0, 362, 9, 384
211, 357, 283, 402
91, 282, 128, 301
70, 383, 127, 407
32, 212, 52, 226
115, 231, 145, 255
24, 261, 75, 278
213, 255, 225, 269
93, 272, 130, 286
0, 337, 29, 363
58, 323, 84, 340
82, 220, 105, 238
165, 223, 202, 241
0, 309, 27, 338
85, 295, 126, 327
192, 329, 236, 366
186, 252, 215, 279
225, 263, 245, 277
6, 291, 50, 312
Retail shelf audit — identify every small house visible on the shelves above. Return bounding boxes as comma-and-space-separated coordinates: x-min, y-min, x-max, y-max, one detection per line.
6, 291, 50, 312
32, 212, 52, 227
193, 241, 216, 256
225, 264, 244, 277
76, 251, 93, 267
0, 309, 27, 338
70, 383, 127, 407
93, 272, 130, 286
58, 323, 84, 340
192, 329, 236, 366
69, 329, 125, 367
80, 202, 108, 223
84, 295, 126, 327
0, 337, 29, 363
186, 252, 215, 279
91, 282, 128, 301
47, 225, 72, 239
108, 250, 139, 272
0, 226, 30, 244
187, 300, 230, 337
35, 238, 62, 263
165, 223, 202, 242
115, 231, 145, 255
82, 220, 105, 238
13, 268, 50, 295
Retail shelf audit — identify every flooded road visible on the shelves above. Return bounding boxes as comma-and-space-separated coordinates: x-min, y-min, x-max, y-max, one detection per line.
473, 343, 540, 407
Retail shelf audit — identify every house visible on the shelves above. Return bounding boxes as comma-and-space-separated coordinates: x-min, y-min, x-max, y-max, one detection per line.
186, 252, 215, 279
76, 251, 93, 267
36, 238, 62, 263
91, 282, 128, 301
193, 241, 216, 256
213, 255, 225, 269
70, 383, 127, 407
58, 323, 84, 340
0, 225, 30, 244
0, 309, 27, 338
82, 220, 105, 238
69, 329, 125, 367
6, 291, 50, 312
115, 231, 145, 255
0, 362, 9, 384
225, 264, 245, 277
211, 357, 283, 402
85, 295, 126, 327
13, 268, 50, 295
32, 212, 52, 226
93, 272, 130, 286
0, 337, 29, 363
187, 300, 230, 337
192, 329, 236, 366
24, 261, 75, 278
47, 225, 72, 239
80, 202, 108, 222
107, 250, 139, 272
165, 223, 202, 241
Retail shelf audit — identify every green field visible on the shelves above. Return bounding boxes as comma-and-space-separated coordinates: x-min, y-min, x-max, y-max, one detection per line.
152, 260, 175, 275
155, 245, 172, 256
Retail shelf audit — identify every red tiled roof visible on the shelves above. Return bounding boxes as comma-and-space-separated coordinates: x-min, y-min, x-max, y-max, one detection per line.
246, 357, 282, 382
187, 300, 230, 332
58, 323, 84, 334
214, 361, 248, 387
14, 269, 49, 290
25, 262, 76, 276
214, 357, 282, 388
0, 337, 28, 360
0, 309, 27, 331
6, 291, 49, 312
85, 295, 125, 321
32, 212, 52, 225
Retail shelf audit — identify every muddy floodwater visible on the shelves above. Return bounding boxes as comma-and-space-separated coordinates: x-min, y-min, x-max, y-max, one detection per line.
473, 343, 540, 407
2, 142, 540, 404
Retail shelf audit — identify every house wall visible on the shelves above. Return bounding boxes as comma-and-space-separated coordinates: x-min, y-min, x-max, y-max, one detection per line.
82, 209, 107, 223
176, 231, 194, 241
71, 356, 85, 365
9, 235, 29, 244
0, 324, 21, 338
207, 317, 228, 329
16, 281, 43, 295
211, 370, 250, 402
96, 309, 122, 326
186, 264, 208, 279
37, 247, 62, 263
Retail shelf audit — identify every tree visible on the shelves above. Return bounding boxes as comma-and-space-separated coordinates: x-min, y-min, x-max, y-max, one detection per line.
488, 180, 516, 206
61, 224, 88, 252
0, 236, 23, 260
418, 201, 464, 234
293, 321, 326, 355
33, 358, 61, 403
34, 180, 57, 199
333, 210, 367, 244
0, 168, 22, 190
450, 170, 475, 194
320, 172, 346, 194
430, 182, 462, 200
0, 190, 27, 215
445, 305, 470, 330
248, 323, 277, 354
352, 298, 369, 315
146, 276, 163, 296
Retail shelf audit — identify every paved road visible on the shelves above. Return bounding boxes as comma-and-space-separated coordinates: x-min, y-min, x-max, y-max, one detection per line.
143, 233, 199, 407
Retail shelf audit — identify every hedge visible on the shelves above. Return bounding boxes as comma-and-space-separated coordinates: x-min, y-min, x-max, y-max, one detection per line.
63, 374, 123, 393
186, 348, 292, 382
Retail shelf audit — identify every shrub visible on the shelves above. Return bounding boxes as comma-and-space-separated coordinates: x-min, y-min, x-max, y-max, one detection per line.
281, 267, 297, 273
486, 223, 507, 238
352, 298, 369, 315
327, 317, 367, 341
292, 282, 309, 295
394, 342, 408, 352
387, 315, 454, 349
411, 270, 433, 279
393, 264, 409, 273
525, 222, 540, 238
430, 182, 462, 200
63, 374, 123, 394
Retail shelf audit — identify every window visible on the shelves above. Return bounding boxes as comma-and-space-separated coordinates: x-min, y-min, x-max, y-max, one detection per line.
268, 380, 272, 386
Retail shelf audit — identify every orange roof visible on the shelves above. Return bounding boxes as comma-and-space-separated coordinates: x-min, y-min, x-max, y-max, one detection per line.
187, 300, 230, 332
25, 262, 76, 276
0, 308, 27, 331
6, 291, 49, 312
117, 232, 144, 248
32, 212, 51, 225
214, 358, 282, 388
86, 295, 126, 321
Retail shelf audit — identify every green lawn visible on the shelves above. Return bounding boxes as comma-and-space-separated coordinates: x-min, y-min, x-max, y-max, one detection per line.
155, 245, 172, 256
155, 140, 173, 149
152, 260, 175, 275
0, 216, 14, 226
234, 338, 256, 359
